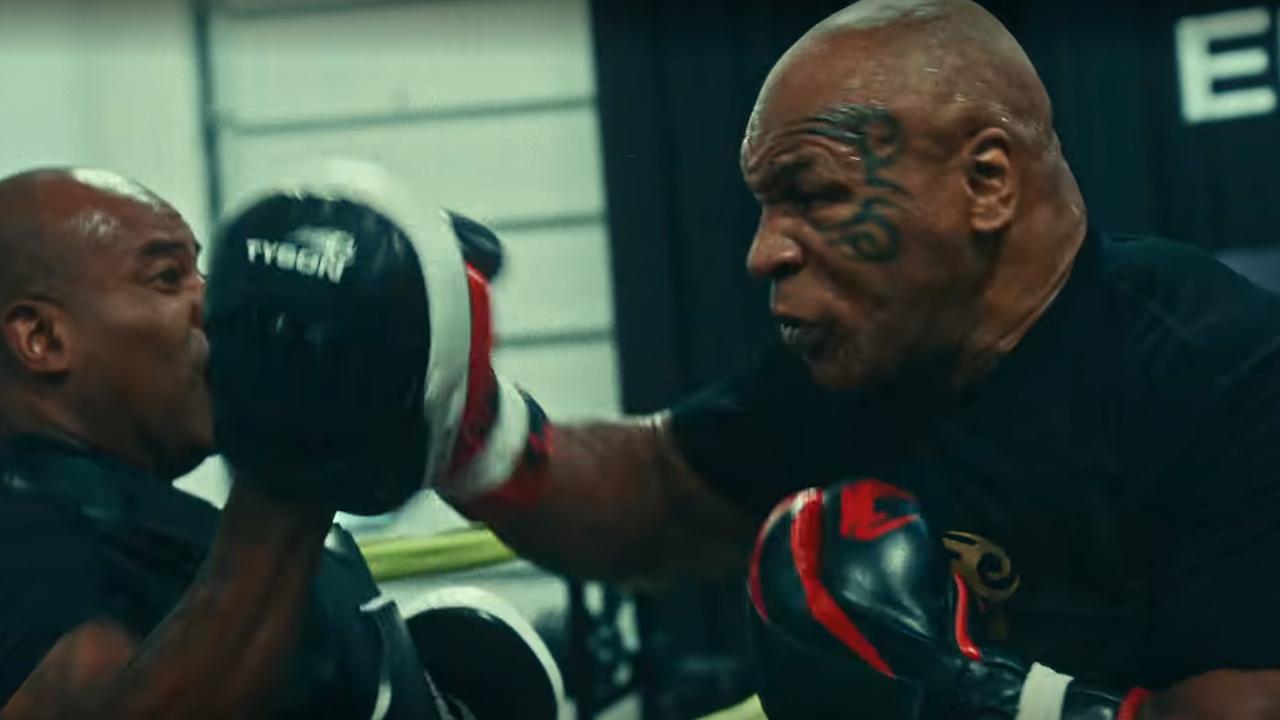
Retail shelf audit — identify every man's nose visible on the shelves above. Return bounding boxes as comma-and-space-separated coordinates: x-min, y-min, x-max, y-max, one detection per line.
746, 211, 803, 281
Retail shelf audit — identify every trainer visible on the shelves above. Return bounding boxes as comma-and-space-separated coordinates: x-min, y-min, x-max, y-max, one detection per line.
0, 168, 562, 719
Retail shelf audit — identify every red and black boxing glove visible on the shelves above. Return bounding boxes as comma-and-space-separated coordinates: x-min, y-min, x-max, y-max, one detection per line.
430, 211, 553, 523
748, 478, 1151, 720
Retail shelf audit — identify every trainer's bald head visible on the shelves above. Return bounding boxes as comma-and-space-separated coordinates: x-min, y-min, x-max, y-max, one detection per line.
747, 0, 1056, 164
0, 169, 210, 475
0, 168, 176, 308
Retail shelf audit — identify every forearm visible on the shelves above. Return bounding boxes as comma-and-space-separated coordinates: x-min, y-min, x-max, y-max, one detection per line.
1140, 671, 1280, 720
111, 483, 333, 717
4, 483, 334, 720
482, 418, 756, 583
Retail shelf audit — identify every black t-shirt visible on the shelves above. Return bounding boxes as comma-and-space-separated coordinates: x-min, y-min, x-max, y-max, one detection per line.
671, 230, 1280, 690
0, 436, 422, 717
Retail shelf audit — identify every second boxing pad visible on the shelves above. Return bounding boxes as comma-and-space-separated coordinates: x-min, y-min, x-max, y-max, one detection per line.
405, 586, 564, 720
205, 169, 472, 514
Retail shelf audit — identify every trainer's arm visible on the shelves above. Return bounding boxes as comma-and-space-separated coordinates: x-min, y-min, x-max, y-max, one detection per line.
487, 416, 757, 583
1, 482, 333, 720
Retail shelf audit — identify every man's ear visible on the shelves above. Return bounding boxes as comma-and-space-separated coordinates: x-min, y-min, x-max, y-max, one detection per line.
964, 127, 1018, 235
2, 300, 73, 376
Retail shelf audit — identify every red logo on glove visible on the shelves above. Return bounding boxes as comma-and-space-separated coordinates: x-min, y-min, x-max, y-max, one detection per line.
839, 478, 920, 542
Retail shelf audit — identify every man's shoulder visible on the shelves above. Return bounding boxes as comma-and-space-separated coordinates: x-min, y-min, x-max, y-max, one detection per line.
1093, 231, 1280, 381
0, 494, 119, 709
0, 486, 112, 599
0, 452, 210, 604
0, 485, 94, 549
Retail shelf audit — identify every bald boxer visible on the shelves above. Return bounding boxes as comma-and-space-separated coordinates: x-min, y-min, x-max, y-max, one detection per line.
0, 168, 564, 720
425, 1, 1280, 717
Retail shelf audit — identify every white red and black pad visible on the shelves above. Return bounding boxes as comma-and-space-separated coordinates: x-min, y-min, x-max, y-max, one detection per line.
206, 159, 472, 514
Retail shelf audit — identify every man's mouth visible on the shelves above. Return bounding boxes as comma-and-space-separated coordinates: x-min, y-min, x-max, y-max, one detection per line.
777, 316, 828, 355
194, 333, 212, 387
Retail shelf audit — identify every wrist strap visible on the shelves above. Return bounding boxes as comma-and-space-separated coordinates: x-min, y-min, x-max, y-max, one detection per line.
1017, 663, 1073, 720
445, 376, 531, 503
444, 381, 553, 523
1117, 688, 1152, 720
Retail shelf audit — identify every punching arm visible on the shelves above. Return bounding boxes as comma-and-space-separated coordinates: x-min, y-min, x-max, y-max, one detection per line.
427, 215, 755, 583
478, 416, 757, 582
1142, 672, 1280, 720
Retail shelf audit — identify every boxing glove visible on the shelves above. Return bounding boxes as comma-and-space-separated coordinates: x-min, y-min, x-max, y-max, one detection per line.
430, 211, 553, 523
748, 479, 1151, 720
405, 586, 564, 720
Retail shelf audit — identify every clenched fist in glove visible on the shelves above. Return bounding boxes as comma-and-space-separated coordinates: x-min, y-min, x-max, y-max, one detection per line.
748, 478, 1151, 720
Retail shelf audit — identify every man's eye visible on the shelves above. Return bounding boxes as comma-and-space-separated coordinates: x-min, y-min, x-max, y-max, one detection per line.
797, 185, 852, 212
154, 267, 184, 285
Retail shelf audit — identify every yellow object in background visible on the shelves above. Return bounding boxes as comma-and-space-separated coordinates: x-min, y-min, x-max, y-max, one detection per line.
698, 695, 766, 720
359, 527, 516, 582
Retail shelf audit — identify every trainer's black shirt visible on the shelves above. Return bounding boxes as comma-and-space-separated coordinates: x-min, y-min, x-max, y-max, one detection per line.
672, 230, 1280, 689
0, 435, 419, 717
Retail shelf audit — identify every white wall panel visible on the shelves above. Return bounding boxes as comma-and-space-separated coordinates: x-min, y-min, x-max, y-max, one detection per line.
220, 0, 395, 13
79, 1, 211, 239
0, 1, 207, 236
494, 339, 621, 420
213, 0, 594, 125
0, 3, 92, 175
219, 106, 605, 221
491, 223, 615, 338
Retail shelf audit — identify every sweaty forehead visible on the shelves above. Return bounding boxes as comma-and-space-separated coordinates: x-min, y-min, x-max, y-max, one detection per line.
0, 169, 195, 301
747, 48, 892, 159
46, 178, 184, 240
742, 96, 897, 184
742, 10, 951, 162
41, 187, 194, 283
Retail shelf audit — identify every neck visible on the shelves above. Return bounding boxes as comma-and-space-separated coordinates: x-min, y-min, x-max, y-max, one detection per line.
0, 392, 159, 476
953, 203, 1087, 388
